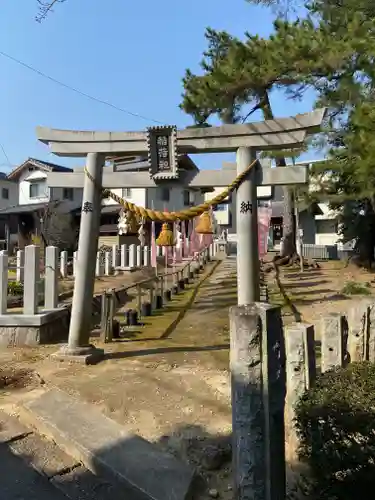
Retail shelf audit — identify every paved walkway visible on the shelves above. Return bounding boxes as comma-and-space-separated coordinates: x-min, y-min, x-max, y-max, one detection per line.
0, 411, 130, 500
0, 444, 69, 500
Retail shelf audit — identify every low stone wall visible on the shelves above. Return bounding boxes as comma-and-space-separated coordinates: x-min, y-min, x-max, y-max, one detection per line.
0, 309, 70, 348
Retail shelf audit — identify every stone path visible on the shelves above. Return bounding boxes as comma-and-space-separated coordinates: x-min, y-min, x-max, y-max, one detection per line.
0, 410, 131, 500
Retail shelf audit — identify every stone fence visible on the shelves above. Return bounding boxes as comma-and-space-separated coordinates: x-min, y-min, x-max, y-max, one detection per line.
231, 298, 375, 498
284, 300, 375, 462
0, 244, 218, 348
1, 243, 220, 314
11, 242, 221, 281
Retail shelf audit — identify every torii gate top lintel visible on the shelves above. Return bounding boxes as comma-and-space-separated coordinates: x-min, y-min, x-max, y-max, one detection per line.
36, 108, 326, 158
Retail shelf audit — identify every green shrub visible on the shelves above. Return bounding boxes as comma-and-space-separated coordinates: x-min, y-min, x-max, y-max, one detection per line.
7, 281, 24, 296
341, 280, 371, 295
295, 362, 375, 499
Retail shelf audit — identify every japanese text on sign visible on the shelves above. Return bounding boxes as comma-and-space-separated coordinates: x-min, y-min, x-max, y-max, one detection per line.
156, 135, 171, 171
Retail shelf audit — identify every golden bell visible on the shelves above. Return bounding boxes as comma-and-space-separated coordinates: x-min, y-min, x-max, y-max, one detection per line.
195, 211, 213, 235
156, 223, 175, 247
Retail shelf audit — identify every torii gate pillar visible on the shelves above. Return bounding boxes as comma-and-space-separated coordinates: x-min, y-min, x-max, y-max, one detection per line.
55, 153, 106, 362
236, 147, 259, 303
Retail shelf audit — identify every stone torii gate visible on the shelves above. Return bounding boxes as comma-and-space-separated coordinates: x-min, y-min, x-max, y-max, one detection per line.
37, 110, 325, 359
37, 109, 325, 499
37, 111, 325, 357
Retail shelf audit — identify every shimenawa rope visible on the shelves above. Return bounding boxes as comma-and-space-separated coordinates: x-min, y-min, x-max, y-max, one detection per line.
83, 158, 257, 222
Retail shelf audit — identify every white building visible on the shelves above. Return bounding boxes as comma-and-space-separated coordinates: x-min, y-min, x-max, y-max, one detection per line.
0, 173, 19, 250
7, 157, 81, 208
1, 158, 82, 250
0, 173, 18, 210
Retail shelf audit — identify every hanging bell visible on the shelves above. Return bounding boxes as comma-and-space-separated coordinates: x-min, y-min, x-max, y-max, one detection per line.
195, 211, 213, 235
156, 223, 175, 247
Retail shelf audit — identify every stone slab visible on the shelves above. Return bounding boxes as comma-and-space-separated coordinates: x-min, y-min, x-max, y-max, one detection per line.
51, 345, 104, 365
51, 465, 130, 500
0, 310, 70, 347
0, 308, 66, 326
9, 431, 79, 478
0, 442, 68, 500
20, 388, 196, 500
0, 410, 30, 444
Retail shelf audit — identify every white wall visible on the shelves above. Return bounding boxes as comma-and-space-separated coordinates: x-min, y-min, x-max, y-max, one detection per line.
315, 219, 339, 246
18, 169, 49, 205
146, 187, 204, 212
0, 179, 18, 210
102, 187, 146, 208
204, 188, 230, 226
18, 168, 82, 209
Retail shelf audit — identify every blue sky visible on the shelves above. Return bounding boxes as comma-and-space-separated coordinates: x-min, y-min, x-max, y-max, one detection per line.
0, 0, 319, 172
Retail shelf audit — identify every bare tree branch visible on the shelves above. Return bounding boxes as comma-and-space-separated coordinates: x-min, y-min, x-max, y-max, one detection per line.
35, 0, 66, 23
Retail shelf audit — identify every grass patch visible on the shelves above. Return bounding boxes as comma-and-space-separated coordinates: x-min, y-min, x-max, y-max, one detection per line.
341, 280, 371, 296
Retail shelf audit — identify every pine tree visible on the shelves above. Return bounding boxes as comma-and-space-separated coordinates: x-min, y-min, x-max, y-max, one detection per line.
180, 20, 332, 257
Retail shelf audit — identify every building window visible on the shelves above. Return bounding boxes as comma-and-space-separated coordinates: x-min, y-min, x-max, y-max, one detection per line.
2, 188, 9, 200
63, 188, 74, 201
213, 204, 226, 212
183, 190, 191, 206
316, 219, 338, 234
122, 188, 132, 198
160, 187, 170, 202
29, 180, 47, 199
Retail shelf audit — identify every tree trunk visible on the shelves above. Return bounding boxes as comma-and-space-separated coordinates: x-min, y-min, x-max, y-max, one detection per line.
261, 92, 296, 257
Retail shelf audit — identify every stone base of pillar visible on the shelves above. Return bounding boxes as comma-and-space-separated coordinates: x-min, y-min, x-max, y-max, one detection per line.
51, 344, 104, 365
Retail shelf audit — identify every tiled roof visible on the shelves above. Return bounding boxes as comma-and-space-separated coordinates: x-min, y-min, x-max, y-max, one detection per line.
7, 157, 73, 181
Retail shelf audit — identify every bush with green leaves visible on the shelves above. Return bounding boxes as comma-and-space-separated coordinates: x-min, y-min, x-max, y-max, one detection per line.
295, 362, 375, 499
7, 281, 24, 296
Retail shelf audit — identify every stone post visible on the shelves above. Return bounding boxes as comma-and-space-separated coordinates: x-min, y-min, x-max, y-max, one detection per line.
95, 252, 101, 277
104, 251, 111, 276
0, 250, 8, 314
45, 246, 58, 310
24, 245, 39, 315
347, 300, 370, 363
129, 244, 136, 269
321, 313, 345, 373
60, 250, 68, 278
236, 148, 260, 304
16, 249, 24, 283
368, 303, 375, 362
112, 244, 118, 270
73, 251, 77, 277
209, 242, 214, 259
143, 246, 150, 267
58, 152, 105, 362
136, 245, 142, 267
184, 239, 190, 258
284, 323, 316, 462
120, 244, 128, 268
229, 303, 286, 500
